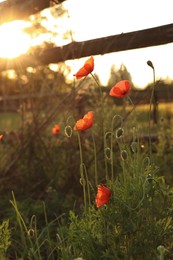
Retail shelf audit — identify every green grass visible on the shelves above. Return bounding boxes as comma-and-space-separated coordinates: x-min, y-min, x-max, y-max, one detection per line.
0, 112, 20, 131
0, 102, 172, 131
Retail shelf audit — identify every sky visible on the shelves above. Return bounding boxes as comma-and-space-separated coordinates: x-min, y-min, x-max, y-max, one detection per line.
62, 0, 173, 88
0, 0, 173, 88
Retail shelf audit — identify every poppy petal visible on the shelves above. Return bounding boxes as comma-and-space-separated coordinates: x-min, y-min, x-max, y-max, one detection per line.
109, 80, 130, 98
74, 57, 94, 80
74, 111, 94, 131
95, 185, 111, 208
52, 124, 61, 135
74, 67, 89, 80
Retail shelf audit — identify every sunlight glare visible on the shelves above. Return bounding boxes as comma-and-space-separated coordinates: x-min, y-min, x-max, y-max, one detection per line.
0, 20, 31, 58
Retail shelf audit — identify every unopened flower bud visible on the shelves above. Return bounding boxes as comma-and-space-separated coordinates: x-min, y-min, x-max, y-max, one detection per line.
64, 125, 73, 138
157, 245, 168, 257
104, 147, 111, 160
27, 228, 35, 238
79, 178, 86, 186
116, 128, 124, 139
121, 150, 128, 161
130, 142, 138, 153
147, 60, 154, 70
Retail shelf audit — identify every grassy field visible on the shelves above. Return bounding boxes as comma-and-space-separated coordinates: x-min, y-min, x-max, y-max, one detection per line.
0, 112, 20, 131
0, 102, 172, 130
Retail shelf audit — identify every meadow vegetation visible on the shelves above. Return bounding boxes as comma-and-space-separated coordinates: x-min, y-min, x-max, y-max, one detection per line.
0, 58, 173, 259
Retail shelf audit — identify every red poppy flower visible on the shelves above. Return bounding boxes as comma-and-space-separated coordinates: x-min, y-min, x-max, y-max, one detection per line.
109, 80, 130, 98
0, 135, 3, 141
74, 111, 94, 131
73, 56, 94, 79
95, 185, 111, 208
52, 124, 60, 135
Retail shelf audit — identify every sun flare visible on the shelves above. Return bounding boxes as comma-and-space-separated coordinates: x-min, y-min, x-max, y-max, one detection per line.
0, 20, 31, 59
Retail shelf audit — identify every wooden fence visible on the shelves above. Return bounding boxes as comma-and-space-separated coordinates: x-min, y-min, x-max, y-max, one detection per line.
0, 23, 173, 72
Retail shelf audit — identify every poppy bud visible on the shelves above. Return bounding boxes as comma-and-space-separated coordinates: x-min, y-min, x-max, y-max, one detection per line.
116, 127, 124, 139
27, 228, 35, 238
121, 150, 128, 161
147, 60, 154, 70
104, 147, 111, 160
130, 142, 138, 153
157, 245, 168, 257
64, 125, 73, 138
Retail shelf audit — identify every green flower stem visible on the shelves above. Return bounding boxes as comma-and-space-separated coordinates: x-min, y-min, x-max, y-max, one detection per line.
127, 94, 135, 109
92, 132, 98, 187
65, 116, 87, 210
104, 132, 112, 182
66, 116, 90, 211
122, 159, 126, 186
91, 73, 108, 181
82, 163, 91, 207
147, 61, 156, 159
77, 131, 87, 213
110, 118, 116, 182
111, 114, 123, 182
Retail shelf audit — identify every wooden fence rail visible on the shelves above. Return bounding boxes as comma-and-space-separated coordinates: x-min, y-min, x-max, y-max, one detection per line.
0, 23, 173, 71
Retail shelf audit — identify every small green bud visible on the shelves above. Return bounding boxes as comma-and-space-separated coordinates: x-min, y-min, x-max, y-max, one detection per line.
104, 147, 112, 160
64, 125, 73, 138
116, 127, 124, 139
130, 141, 138, 153
27, 228, 35, 238
157, 245, 168, 258
121, 150, 128, 161
147, 60, 154, 70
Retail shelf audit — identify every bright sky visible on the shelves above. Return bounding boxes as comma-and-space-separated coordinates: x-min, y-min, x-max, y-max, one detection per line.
0, 0, 173, 88
62, 0, 173, 88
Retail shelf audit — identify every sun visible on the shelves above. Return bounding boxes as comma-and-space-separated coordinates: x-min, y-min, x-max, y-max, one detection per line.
0, 20, 31, 59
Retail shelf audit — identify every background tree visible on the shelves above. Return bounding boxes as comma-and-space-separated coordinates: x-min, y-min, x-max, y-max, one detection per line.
107, 64, 134, 88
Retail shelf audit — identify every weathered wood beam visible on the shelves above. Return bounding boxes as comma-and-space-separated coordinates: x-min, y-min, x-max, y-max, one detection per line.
0, 23, 173, 71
